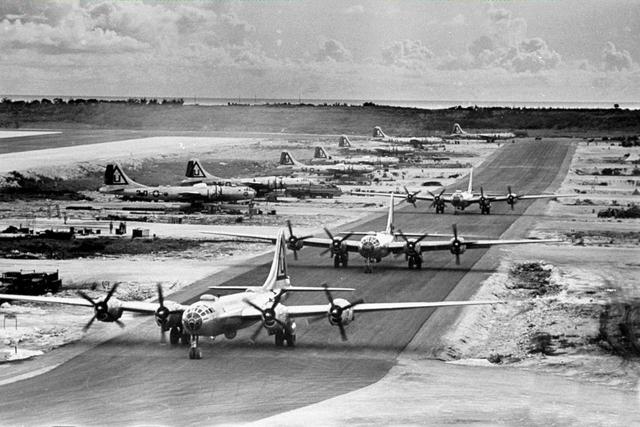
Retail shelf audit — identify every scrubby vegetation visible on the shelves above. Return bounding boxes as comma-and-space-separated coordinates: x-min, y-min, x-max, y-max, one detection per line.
0, 236, 206, 259
0, 171, 96, 200
507, 261, 557, 296
598, 301, 640, 358
2, 98, 640, 134
597, 204, 640, 219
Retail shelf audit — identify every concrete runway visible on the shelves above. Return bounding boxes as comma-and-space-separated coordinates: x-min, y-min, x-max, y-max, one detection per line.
0, 139, 573, 425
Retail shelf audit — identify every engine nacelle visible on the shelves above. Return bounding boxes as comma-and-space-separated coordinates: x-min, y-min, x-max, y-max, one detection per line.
287, 237, 304, 251
155, 300, 184, 329
330, 239, 348, 256
404, 241, 421, 256
96, 298, 124, 323
328, 298, 355, 326
449, 238, 466, 255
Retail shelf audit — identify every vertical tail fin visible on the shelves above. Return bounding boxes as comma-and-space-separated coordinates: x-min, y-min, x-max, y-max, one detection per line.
313, 146, 329, 159
338, 135, 352, 147
373, 126, 386, 138
385, 193, 395, 234
279, 151, 304, 167
104, 163, 143, 187
262, 229, 290, 291
467, 169, 473, 193
185, 159, 216, 179
452, 123, 464, 135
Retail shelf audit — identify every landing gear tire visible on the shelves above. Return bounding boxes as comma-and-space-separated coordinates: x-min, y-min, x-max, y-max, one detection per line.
188, 348, 202, 360
170, 327, 181, 346
364, 261, 373, 274
275, 331, 285, 347
285, 332, 296, 347
334, 256, 340, 268
408, 257, 414, 269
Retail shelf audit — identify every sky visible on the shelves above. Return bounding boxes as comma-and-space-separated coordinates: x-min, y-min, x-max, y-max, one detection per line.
0, 0, 638, 103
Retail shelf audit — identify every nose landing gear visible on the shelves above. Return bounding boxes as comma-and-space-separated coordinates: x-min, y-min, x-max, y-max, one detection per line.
188, 335, 202, 360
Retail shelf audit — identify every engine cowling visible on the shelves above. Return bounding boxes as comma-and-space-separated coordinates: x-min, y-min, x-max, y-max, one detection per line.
328, 298, 355, 326
155, 300, 184, 329
287, 236, 304, 251
404, 241, 421, 257
95, 298, 124, 323
449, 237, 466, 255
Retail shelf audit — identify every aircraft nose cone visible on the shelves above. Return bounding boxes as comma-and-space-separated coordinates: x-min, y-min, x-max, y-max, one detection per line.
183, 311, 202, 333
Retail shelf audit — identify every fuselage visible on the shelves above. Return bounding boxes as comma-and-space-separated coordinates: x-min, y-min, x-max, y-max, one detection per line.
450, 190, 475, 209
182, 292, 273, 337
101, 184, 255, 202
357, 231, 395, 260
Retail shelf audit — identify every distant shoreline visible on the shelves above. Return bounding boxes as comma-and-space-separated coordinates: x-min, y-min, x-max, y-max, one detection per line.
1, 95, 637, 111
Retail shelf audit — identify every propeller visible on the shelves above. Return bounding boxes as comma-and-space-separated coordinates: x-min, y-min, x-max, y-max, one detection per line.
403, 186, 420, 208
396, 229, 430, 257
320, 228, 353, 257
507, 186, 518, 210
322, 284, 363, 341
155, 284, 183, 343
286, 220, 314, 260
243, 290, 289, 341
78, 283, 124, 332
450, 224, 463, 265
428, 188, 446, 208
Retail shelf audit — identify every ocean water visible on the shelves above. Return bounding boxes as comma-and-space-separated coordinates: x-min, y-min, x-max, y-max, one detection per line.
2, 95, 638, 110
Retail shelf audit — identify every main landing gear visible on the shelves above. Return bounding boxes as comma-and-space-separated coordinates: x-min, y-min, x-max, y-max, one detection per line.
169, 326, 190, 346
435, 205, 445, 214
188, 334, 202, 359
274, 329, 296, 347
407, 255, 423, 270
480, 204, 491, 215
333, 253, 348, 268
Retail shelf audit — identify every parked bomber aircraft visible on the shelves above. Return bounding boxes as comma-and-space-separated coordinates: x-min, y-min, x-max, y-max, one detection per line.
0, 230, 502, 359
277, 151, 374, 175
206, 194, 559, 273
311, 146, 399, 166
338, 135, 416, 155
181, 159, 324, 196
372, 126, 444, 146
352, 169, 572, 214
99, 164, 256, 203
444, 123, 516, 143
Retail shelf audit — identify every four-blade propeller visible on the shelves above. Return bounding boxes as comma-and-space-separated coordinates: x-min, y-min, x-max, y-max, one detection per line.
428, 188, 446, 208
323, 284, 363, 341
244, 290, 290, 341
78, 283, 123, 332
403, 186, 421, 208
155, 284, 183, 343
286, 220, 314, 260
321, 228, 353, 257
450, 224, 464, 265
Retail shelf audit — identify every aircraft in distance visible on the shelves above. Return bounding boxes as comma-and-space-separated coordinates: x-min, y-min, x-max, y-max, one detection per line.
181, 159, 323, 196
351, 169, 572, 215
311, 146, 400, 166
99, 164, 256, 203
372, 126, 444, 146
338, 135, 416, 155
277, 151, 374, 175
445, 123, 516, 142
0, 230, 502, 359
205, 194, 559, 273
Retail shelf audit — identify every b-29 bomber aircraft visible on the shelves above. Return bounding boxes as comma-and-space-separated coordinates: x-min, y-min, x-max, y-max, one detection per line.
277, 151, 374, 175
206, 194, 559, 273
311, 146, 400, 166
0, 230, 500, 359
372, 126, 444, 146
99, 163, 256, 203
445, 123, 516, 143
352, 169, 572, 215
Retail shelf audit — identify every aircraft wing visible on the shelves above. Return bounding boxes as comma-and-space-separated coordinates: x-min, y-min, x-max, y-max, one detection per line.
202, 231, 359, 253
0, 294, 171, 314
284, 299, 501, 318
463, 238, 561, 249
490, 194, 571, 202
209, 286, 355, 292
404, 237, 560, 253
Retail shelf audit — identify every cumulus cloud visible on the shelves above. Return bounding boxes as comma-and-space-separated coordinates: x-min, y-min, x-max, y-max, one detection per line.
602, 42, 633, 71
315, 39, 352, 62
381, 39, 433, 70
442, 7, 560, 73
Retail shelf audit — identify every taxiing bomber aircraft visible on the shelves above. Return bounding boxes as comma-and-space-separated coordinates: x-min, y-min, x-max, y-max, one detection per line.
99, 163, 256, 203
206, 194, 559, 273
445, 123, 516, 143
0, 229, 501, 359
352, 169, 572, 215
